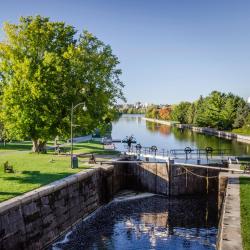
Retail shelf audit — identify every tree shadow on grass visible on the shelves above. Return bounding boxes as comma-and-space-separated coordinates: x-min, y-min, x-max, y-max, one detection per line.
0, 191, 24, 202
74, 145, 118, 155
74, 144, 102, 150
0, 191, 23, 196
3, 172, 74, 185
0, 143, 32, 151
240, 176, 250, 185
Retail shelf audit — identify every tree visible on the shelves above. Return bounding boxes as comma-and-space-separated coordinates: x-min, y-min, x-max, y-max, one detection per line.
193, 96, 205, 125
171, 102, 191, 124
233, 102, 250, 128
220, 94, 246, 130
244, 113, 250, 128
186, 103, 196, 124
193, 91, 246, 130
202, 91, 226, 129
159, 106, 172, 120
0, 16, 124, 152
145, 105, 159, 119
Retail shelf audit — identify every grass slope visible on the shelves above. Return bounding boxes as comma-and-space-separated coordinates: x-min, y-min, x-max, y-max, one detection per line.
240, 177, 250, 250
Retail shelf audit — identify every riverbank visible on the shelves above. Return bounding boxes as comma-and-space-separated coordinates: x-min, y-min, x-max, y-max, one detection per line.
142, 117, 179, 126
143, 117, 250, 145
176, 124, 250, 145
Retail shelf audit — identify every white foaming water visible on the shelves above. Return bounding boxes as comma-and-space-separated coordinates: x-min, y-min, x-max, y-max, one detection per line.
112, 191, 156, 202
52, 231, 72, 250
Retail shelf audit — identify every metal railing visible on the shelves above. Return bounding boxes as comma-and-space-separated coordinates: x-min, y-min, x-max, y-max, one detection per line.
127, 145, 232, 161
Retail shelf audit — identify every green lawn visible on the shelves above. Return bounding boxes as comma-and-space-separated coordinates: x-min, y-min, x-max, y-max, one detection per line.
232, 128, 250, 136
72, 141, 118, 155
0, 141, 118, 202
240, 177, 250, 250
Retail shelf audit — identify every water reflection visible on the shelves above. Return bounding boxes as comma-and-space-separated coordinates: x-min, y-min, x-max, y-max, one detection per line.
170, 127, 250, 155
112, 115, 250, 155
51, 195, 218, 250
146, 122, 171, 136
112, 114, 143, 124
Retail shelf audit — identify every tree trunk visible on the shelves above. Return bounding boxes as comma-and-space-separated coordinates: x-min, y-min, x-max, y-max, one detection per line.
32, 139, 47, 153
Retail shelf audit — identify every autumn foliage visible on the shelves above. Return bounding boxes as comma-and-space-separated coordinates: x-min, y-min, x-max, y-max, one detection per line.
159, 107, 172, 120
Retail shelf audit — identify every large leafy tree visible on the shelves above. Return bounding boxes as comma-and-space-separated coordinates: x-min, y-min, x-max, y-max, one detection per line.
220, 93, 246, 130
170, 102, 191, 124
233, 102, 250, 129
194, 91, 246, 130
0, 16, 124, 152
193, 96, 205, 125
200, 91, 226, 129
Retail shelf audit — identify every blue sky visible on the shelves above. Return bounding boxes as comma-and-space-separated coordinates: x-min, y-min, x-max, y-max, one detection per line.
0, 0, 250, 104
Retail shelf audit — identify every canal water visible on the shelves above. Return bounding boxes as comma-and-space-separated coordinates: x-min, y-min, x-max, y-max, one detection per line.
51, 194, 218, 250
112, 114, 250, 155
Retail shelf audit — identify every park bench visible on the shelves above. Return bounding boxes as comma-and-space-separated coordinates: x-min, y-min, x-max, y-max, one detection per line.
3, 161, 14, 173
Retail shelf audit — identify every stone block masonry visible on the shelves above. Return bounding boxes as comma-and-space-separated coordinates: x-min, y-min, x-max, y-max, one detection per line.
117, 161, 220, 196
0, 167, 120, 250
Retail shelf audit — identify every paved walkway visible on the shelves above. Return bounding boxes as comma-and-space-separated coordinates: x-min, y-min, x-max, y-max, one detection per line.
220, 175, 243, 250
219, 164, 249, 250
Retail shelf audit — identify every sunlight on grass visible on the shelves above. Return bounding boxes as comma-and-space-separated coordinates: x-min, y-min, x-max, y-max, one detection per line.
0, 153, 83, 202
0, 141, 118, 202
232, 128, 250, 136
240, 177, 250, 250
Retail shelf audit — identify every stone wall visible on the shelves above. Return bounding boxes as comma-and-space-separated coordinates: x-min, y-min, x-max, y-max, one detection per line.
126, 162, 170, 195
170, 164, 219, 196
0, 166, 123, 250
122, 161, 219, 196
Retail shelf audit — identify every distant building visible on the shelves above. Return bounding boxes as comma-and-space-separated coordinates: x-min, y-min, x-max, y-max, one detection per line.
247, 96, 250, 105
135, 102, 142, 109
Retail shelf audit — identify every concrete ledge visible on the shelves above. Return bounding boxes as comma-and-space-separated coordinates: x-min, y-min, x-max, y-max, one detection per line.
0, 197, 22, 214
142, 117, 178, 126
220, 176, 243, 250
75, 167, 100, 181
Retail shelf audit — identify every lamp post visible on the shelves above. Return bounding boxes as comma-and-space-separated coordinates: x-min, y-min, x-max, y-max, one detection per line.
71, 102, 87, 168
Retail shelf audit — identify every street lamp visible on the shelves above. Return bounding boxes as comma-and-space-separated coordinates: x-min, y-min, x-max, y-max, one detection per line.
71, 102, 87, 168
